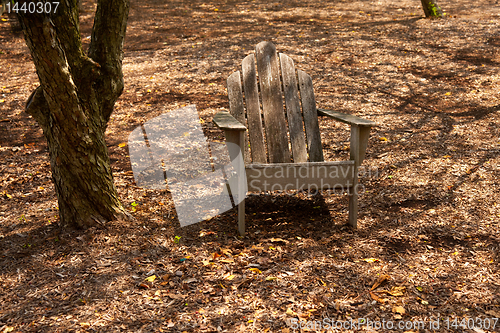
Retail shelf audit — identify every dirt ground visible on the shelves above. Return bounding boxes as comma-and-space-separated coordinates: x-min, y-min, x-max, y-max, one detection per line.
1, 0, 500, 332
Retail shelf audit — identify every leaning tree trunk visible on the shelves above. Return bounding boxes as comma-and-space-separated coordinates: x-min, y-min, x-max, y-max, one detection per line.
420, 0, 443, 18
17, 0, 132, 228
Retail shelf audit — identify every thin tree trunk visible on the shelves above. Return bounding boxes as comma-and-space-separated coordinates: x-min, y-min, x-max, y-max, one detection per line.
420, 0, 443, 18
17, 0, 132, 228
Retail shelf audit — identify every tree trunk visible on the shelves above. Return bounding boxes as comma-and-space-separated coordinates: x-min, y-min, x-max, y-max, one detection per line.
420, 0, 443, 18
17, 0, 132, 228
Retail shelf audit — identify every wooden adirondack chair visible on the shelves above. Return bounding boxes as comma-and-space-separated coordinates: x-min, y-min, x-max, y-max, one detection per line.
214, 41, 376, 236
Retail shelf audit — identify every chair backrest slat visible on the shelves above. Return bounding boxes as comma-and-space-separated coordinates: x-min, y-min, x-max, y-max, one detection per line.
255, 41, 291, 164
242, 54, 267, 164
298, 69, 324, 162
279, 53, 308, 163
227, 71, 250, 164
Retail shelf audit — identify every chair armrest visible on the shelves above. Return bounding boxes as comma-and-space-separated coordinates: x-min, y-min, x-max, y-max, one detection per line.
318, 108, 376, 127
213, 111, 246, 131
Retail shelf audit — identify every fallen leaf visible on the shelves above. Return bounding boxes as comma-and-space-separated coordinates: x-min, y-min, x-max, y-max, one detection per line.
249, 267, 261, 274
221, 248, 232, 255
371, 274, 390, 290
298, 312, 311, 319
379, 137, 388, 141
257, 257, 271, 266
199, 230, 215, 237
237, 278, 252, 289
166, 293, 185, 299
363, 258, 380, 263
369, 291, 385, 303
392, 306, 406, 315
486, 310, 500, 317
270, 237, 289, 243
220, 258, 234, 263
265, 276, 277, 281
145, 275, 156, 282
118, 142, 127, 147
387, 286, 406, 296
286, 308, 297, 316
225, 274, 235, 281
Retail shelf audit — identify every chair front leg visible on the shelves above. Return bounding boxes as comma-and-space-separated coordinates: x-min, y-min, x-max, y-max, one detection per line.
224, 129, 247, 236
348, 125, 372, 228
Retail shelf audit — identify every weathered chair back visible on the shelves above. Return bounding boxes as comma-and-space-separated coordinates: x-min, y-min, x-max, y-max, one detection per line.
215, 41, 376, 235
227, 41, 324, 165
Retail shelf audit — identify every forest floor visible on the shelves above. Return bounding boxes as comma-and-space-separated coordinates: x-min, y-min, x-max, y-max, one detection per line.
1, 0, 500, 332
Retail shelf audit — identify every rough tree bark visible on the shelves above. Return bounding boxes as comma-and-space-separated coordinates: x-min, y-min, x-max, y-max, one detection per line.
420, 0, 443, 18
17, 0, 132, 228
